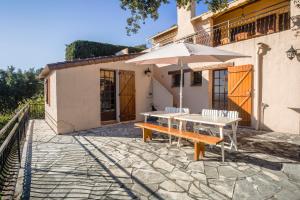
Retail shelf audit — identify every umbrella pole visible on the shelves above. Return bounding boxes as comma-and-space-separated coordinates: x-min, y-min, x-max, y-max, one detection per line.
179, 59, 183, 112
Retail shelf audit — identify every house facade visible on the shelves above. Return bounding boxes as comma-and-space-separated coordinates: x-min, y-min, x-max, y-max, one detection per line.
150, 0, 300, 134
40, 54, 164, 134
41, 0, 300, 134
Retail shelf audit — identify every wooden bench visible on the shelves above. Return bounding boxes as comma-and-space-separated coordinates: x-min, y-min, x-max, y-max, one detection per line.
135, 123, 225, 162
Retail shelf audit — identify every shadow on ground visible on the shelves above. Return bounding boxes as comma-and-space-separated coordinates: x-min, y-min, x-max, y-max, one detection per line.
18, 120, 300, 200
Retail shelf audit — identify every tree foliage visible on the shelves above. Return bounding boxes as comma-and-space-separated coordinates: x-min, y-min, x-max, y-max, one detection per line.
0, 66, 43, 114
65, 40, 146, 61
120, 0, 228, 35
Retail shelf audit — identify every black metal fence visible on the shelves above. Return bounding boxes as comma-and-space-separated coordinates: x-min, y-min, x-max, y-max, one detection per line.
0, 103, 44, 198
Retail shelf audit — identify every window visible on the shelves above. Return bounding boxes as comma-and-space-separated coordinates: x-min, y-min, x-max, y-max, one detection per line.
230, 22, 256, 41
279, 12, 290, 31
213, 28, 222, 46
172, 73, 184, 87
213, 69, 228, 110
257, 14, 276, 35
191, 71, 202, 86
100, 70, 116, 113
45, 78, 50, 105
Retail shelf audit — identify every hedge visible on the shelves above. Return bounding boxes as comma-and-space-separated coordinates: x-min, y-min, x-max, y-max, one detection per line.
65, 40, 146, 61
0, 114, 11, 130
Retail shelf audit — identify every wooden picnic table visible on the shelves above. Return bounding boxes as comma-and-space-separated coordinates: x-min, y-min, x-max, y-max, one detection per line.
174, 114, 241, 151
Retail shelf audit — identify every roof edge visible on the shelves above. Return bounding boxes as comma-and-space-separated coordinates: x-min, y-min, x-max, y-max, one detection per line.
149, 25, 178, 40
39, 53, 144, 79
191, 0, 251, 22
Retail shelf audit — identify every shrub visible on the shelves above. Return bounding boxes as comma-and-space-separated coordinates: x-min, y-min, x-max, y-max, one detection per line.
65, 40, 146, 61
0, 114, 11, 130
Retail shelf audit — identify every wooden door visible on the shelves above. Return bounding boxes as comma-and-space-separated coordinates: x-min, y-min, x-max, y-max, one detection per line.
119, 70, 136, 121
100, 70, 116, 121
228, 65, 253, 126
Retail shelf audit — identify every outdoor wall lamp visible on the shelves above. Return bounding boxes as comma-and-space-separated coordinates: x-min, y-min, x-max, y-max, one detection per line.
286, 45, 297, 60
144, 67, 151, 76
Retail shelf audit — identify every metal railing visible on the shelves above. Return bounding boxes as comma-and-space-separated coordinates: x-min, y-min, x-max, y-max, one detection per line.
0, 103, 44, 198
155, 1, 290, 47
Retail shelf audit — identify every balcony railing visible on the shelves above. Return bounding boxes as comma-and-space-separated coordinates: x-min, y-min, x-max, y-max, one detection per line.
156, 1, 290, 47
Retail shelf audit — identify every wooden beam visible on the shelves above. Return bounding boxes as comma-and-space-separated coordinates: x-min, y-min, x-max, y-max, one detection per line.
192, 62, 234, 72
168, 69, 191, 75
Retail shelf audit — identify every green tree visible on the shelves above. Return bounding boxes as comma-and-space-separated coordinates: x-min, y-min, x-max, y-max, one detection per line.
0, 66, 43, 114
120, 0, 228, 35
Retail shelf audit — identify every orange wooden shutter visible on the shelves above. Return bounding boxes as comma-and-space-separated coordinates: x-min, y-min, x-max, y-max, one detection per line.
228, 65, 253, 126
119, 70, 136, 121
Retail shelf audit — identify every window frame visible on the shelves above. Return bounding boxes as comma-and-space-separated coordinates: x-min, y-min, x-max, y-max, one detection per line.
100, 70, 116, 113
279, 12, 290, 31
172, 73, 184, 88
45, 78, 50, 106
191, 71, 202, 86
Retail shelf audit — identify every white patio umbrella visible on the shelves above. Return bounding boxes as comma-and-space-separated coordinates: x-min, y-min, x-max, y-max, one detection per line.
126, 42, 249, 111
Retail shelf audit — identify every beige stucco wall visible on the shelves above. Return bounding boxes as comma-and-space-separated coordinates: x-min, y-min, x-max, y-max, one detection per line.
217, 30, 300, 134
56, 65, 101, 133
176, 1, 196, 39
151, 0, 300, 134
44, 71, 58, 133
152, 78, 173, 110
155, 30, 300, 134
46, 61, 152, 134
153, 64, 210, 113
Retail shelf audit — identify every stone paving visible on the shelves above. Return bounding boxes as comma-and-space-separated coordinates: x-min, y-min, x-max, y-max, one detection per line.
17, 120, 300, 200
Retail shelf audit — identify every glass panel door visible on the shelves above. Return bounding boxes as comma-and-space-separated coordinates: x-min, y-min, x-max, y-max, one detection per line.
100, 70, 116, 121
213, 69, 228, 110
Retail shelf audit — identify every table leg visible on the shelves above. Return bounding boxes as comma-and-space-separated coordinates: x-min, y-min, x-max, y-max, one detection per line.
221, 142, 225, 162
177, 120, 183, 147
168, 118, 172, 145
219, 126, 224, 139
231, 122, 238, 151
144, 115, 148, 123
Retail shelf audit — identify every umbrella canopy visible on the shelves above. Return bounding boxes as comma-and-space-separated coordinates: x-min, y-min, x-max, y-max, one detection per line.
126, 42, 248, 65
126, 42, 249, 110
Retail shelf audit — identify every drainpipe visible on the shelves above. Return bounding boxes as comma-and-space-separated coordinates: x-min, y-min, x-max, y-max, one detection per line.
255, 43, 263, 130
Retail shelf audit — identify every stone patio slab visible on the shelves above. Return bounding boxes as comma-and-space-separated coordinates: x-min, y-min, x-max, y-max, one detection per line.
14, 120, 300, 200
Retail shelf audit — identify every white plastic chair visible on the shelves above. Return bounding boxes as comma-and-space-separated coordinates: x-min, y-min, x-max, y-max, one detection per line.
157, 107, 190, 128
194, 109, 239, 137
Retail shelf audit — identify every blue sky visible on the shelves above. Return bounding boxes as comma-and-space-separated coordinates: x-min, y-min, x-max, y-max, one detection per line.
0, 0, 208, 70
